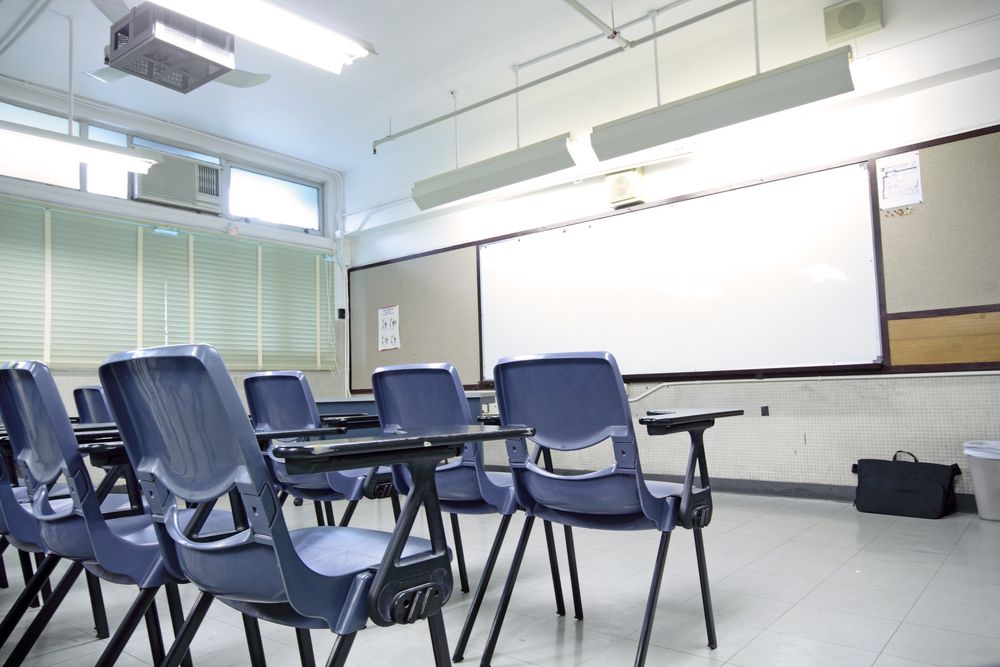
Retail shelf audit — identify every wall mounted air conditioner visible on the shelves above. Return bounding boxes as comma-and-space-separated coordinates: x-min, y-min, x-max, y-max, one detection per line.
132, 153, 222, 214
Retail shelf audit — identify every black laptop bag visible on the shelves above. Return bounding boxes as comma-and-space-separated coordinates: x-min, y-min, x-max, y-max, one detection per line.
852, 450, 962, 519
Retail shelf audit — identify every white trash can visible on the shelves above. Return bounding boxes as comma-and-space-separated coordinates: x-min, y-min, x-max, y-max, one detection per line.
964, 440, 1000, 521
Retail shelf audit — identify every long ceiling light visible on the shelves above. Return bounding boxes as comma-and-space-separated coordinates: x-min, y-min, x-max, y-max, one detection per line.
0, 120, 159, 174
590, 46, 855, 161
150, 0, 373, 74
411, 134, 576, 211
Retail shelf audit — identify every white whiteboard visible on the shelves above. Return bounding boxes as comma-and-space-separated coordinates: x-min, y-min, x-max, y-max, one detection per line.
479, 163, 882, 379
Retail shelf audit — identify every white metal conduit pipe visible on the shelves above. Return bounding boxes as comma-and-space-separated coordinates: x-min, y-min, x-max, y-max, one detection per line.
560, 0, 631, 49
371, 0, 750, 153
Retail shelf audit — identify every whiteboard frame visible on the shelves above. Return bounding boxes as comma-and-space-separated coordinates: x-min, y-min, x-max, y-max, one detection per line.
478, 163, 885, 381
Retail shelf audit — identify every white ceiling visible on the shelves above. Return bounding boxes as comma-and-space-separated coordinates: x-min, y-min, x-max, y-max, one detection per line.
0, 0, 734, 174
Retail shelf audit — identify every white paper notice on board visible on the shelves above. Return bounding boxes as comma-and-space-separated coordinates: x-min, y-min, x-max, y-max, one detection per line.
378, 305, 400, 351
876, 151, 923, 209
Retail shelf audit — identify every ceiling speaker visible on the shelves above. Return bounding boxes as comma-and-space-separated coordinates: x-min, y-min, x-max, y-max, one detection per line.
606, 168, 644, 209
824, 0, 883, 44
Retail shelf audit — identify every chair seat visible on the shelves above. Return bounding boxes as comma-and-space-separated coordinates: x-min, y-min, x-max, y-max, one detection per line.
12, 483, 69, 502
292, 526, 432, 578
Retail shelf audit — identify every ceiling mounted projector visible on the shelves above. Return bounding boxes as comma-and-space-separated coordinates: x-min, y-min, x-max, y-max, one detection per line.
107, 1, 235, 93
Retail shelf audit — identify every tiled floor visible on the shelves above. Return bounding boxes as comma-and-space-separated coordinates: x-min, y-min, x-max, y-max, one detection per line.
2, 493, 999, 666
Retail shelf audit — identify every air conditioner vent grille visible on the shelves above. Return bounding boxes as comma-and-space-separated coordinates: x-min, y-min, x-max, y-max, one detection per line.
198, 164, 220, 196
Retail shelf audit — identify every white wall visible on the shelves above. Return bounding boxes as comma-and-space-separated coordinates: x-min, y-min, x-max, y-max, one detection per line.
345, 1, 1000, 265
344, 1, 1000, 496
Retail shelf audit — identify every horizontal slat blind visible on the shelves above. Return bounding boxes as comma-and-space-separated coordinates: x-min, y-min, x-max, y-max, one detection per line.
262, 245, 318, 369
319, 258, 337, 369
50, 211, 137, 365
0, 201, 45, 360
142, 229, 191, 347
193, 235, 258, 369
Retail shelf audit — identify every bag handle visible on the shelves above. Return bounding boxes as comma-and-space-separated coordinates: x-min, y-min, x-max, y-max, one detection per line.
892, 450, 919, 462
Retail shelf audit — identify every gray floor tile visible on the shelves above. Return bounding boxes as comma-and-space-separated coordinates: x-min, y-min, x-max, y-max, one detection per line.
768, 604, 900, 652
2, 495, 996, 666
729, 630, 879, 667
883, 623, 1000, 667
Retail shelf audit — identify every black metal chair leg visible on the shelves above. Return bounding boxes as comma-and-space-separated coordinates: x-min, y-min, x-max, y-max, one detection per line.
86, 571, 110, 639
323, 501, 336, 526
564, 525, 583, 620
480, 516, 535, 666
390, 493, 401, 521
295, 628, 315, 667
450, 513, 470, 594
242, 614, 267, 667
0, 553, 59, 646
427, 611, 450, 667
33, 552, 51, 603
277, 491, 289, 506
325, 632, 356, 667
635, 532, 672, 667
338, 500, 358, 527
0, 537, 8, 589
17, 550, 39, 608
313, 501, 325, 526
145, 600, 167, 665
95, 587, 160, 667
162, 591, 214, 667
1, 561, 83, 666
164, 582, 195, 667
541, 520, 566, 616
693, 527, 717, 649
453, 513, 511, 662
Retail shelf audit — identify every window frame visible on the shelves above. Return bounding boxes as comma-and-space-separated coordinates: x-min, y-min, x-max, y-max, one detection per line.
224, 161, 325, 236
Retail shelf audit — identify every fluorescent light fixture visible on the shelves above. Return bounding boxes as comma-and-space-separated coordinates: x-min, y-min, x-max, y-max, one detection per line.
565, 131, 599, 167
412, 133, 576, 210
0, 120, 159, 174
150, 0, 373, 74
590, 46, 855, 161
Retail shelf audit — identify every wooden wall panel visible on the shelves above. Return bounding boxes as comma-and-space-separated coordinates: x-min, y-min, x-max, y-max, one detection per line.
888, 311, 1000, 365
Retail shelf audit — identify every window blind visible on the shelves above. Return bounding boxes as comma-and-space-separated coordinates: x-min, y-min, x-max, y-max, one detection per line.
262, 245, 319, 369
141, 228, 190, 347
192, 235, 259, 369
50, 211, 137, 366
0, 201, 45, 360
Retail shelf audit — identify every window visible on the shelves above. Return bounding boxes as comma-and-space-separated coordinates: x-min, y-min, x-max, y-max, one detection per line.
0, 102, 82, 189
86, 125, 130, 199
0, 103, 327, 239
229, 167, 321, 232
131, 136, 221, 165
0, 197, 335, 371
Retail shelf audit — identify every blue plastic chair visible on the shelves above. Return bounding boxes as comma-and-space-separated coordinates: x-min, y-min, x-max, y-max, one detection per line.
0, 361, 191, 665
479, 352, 716, 667
245, 370, 396, 528
73, 385, 115, 424
99, 344, 456, 667
371, 362, 580, 662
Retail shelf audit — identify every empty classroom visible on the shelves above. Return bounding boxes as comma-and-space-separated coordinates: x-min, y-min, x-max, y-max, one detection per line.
1, 1, 999, 666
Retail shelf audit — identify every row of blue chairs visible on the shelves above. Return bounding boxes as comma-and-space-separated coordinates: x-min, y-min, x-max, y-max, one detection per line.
0, 346, 716, 666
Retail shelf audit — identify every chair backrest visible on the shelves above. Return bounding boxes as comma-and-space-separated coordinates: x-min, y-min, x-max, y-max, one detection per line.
73, 385, 114, 424
0, 362, 86, 488
372, 363, 474, 438
493, 352, 660, 526
493, 352, 636, 465
244, 371, 322, 431
0, 361, 168, 581
99, 344, 342, 623
372, 363, 515, 512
